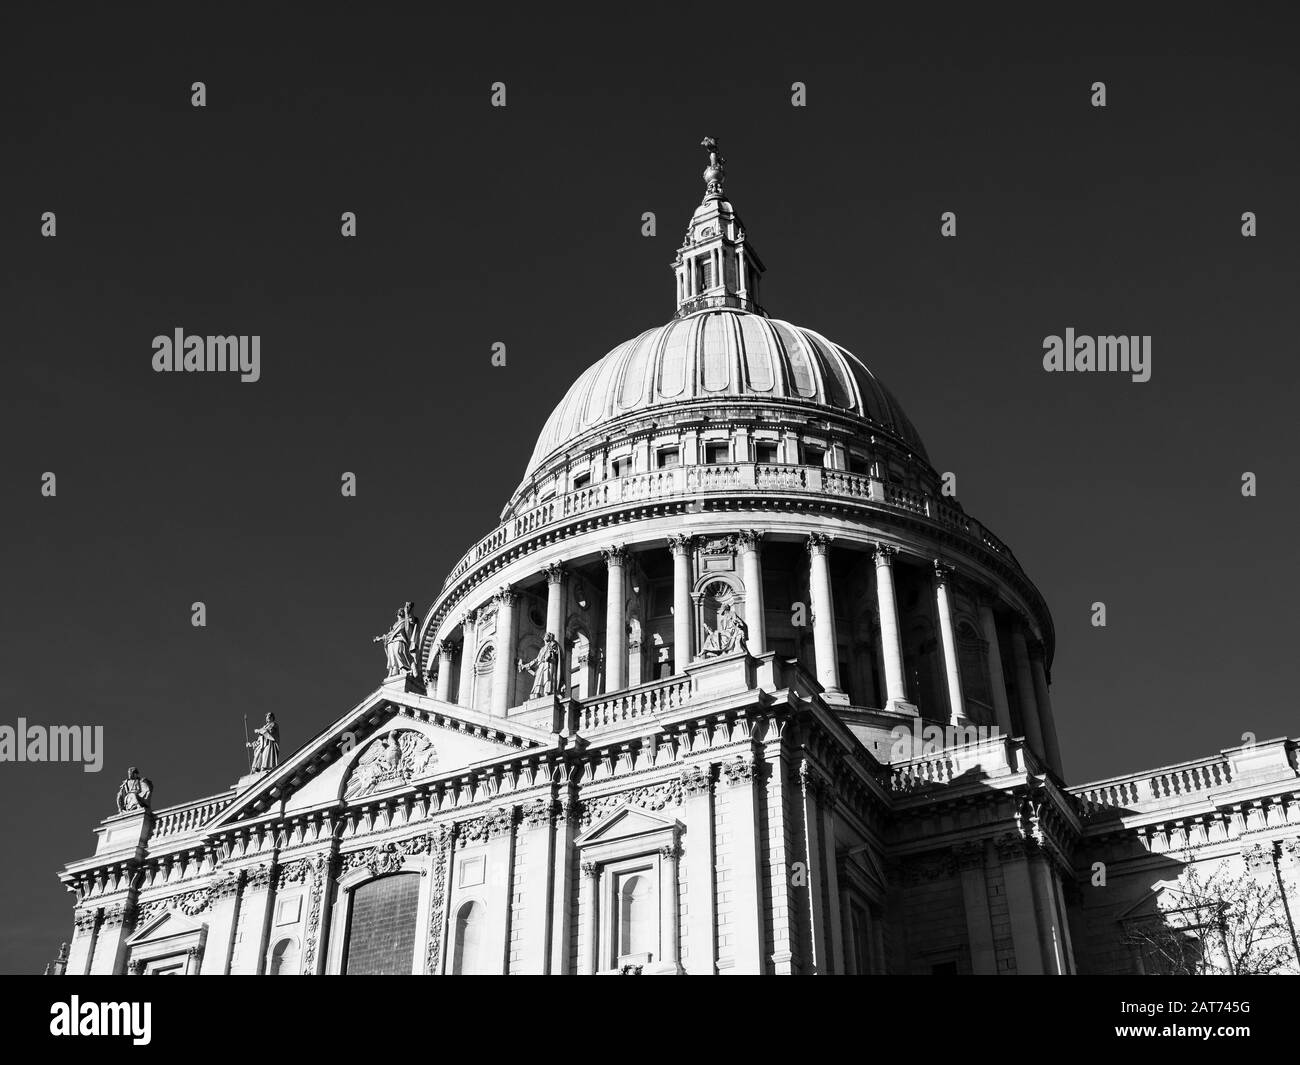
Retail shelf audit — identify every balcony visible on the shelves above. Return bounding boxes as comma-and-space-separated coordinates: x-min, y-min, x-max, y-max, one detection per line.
442, 462, 1021, 592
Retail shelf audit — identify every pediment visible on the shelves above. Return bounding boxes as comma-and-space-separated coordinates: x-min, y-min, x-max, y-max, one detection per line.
1117, 880, 1202, 923
204, 688, 556, 831
127, 908, 206, 946
576, 803, 680, 846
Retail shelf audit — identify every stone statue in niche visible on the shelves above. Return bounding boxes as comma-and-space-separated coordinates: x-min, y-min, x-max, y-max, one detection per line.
343, 729, 438, 802
115, 767, 153, 814
519, 631, 565, 698
246, 712, 280, 773
699, 601, 748, 658
374, 601, 419, 678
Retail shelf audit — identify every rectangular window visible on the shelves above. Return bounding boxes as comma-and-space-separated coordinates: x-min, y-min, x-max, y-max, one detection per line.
697, 257, 715, 290
754, 441, 779, 465
848, 453, 870, 475
802, 443, 826, 467
572, 472, 591, 490
704, 441, 730, 465
657, 447, 680, 469
609, 456, 630, 478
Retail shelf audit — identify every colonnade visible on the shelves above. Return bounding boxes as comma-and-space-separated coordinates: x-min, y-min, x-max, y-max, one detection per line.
430, 533, 1064, 778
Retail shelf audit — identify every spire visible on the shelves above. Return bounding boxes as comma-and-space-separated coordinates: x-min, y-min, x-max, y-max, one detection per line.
672, 137, 765, 318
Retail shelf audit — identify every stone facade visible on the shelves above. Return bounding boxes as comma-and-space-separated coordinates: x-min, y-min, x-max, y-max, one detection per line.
55, 143, 1299, 975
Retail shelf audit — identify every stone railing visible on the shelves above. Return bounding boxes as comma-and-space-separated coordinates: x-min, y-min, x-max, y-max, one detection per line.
886, 735, 1017, 795
148, 792, 236, 842
578, 674, 696, 732
1071, 755, 1234, 821
443, 462, 1019, 590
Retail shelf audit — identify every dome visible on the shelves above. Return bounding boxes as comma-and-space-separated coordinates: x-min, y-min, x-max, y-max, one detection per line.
525, 308, 928, 478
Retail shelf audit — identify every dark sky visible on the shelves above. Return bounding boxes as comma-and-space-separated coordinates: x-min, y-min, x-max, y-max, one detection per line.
2, 5, 1296, 974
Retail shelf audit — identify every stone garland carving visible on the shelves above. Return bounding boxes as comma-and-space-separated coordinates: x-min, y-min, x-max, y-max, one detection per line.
135, 900, 166, 926
278, 858, 314, 890
299, 853, 336, 977
953, 841, 986, 872
578, 779, 685, 828
423, 827, 456, 975
176, 887, 214, 917
798, 759, 831, 802
458, 806, 517, 846
343, 835, 433, 879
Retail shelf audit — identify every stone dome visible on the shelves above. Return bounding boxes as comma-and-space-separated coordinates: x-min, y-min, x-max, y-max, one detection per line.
525, 308, 928, 478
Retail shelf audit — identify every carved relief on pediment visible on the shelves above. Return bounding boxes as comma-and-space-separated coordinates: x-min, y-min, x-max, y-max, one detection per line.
342, 729, 438, 803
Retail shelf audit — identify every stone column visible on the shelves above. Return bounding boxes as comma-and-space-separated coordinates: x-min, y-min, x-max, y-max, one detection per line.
806, 534, 842, 694
799, 762, 830, 972
67, 910, 100, 975
933, 561, 965, 725
92, 900, 137, 975
456, 610, 478, 708
434, 642, 454, 702
955, 842, 997, 974
550, 796, 577, 974
1028, 639, 1065, 779
1010, 624, 1046, 764
737, 530, 766, 653
579, 860, 600, 974
491, 588, 518, 715
995, 835, 1044, 974
602, 546, 628, 692
723, 755, 765, 974
668, 535, 694, 671
977, 593, 1014, 737
680, 765, 716, 975
872, 544, 910, 710
543, 563, 566, 644
659, 842, 682, 973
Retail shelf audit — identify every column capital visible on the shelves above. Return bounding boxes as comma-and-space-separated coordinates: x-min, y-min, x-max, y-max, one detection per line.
735, 529, 764, 551
666, 533, 696, 557
492, 586, 518, 607
953, 841, 986, 872
601, 544, 628, 567
871, 542, 898, 566
460, 607, 478, 629
542, 562, 566, 585
933, 559, 955, 586
806, 532, 833, 556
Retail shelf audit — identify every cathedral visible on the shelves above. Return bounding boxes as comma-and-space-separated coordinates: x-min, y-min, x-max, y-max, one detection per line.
57, 141, 1300, 976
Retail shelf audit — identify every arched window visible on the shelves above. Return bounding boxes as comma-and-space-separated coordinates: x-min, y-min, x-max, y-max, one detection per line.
267, 936, 299, 975
451, 900, 486, 975
473, 644, 495, 709
617, 873, 656, 963
344, 872, 421, 975
956, 620, 993, 720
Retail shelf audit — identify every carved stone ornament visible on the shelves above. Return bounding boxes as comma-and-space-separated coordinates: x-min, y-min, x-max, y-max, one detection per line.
343, 728, 438, 802
722, 757, 756, 788
345, 835, 433, 879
